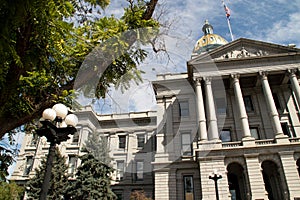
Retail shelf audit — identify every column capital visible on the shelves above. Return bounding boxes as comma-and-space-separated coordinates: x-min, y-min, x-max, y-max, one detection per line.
259, 71, 268, 80
204, 77, 212, 84
195, 77, 203, 86
287, 68, 298, 77
231, 73, 240, 80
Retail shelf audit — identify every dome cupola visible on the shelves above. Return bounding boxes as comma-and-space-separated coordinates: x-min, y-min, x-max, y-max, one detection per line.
193, 20, 228, 55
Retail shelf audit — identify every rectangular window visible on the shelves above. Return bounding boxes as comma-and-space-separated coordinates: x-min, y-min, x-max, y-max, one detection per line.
183, 176, 194, 200
220, 129, 231, 142
23, 156, 33, 176
216, 98, 227, 114
30, 134, 38, 147
136, 161, 144, 180
273, 93, 282, 110
250, 127, 260, 140
68, 155, 77, 175
119, 135, 126, 149
181, 132, 192, 156
116, 193, 122, 200
72, 131, 79, 144
137, 134, 145, 148
244, 95, 254, 112
281, 122, 291, 137
179, 101, 189, 117
117, 161, 124, 181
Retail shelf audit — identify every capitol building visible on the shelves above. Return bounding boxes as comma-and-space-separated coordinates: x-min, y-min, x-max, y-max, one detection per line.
11, 20, 300, 200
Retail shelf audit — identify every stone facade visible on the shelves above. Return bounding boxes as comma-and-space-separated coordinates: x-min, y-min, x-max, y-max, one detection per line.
10, 36, 300, 200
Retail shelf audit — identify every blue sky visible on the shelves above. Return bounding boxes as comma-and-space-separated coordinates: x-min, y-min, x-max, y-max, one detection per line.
106, 0, 300, 46
89, 0, 300, 114
6, 0, 300, 177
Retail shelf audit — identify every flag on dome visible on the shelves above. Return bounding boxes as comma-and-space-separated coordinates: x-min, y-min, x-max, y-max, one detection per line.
224, 4, 231, 19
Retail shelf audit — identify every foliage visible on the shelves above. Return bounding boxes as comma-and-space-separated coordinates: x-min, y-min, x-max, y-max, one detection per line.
65, 153, 116, 199
0, 136, 19, 181
130, 190, 153, 200
0, 181, 24, 200
26, 148, 69, 200
0, 0, 159, 138
83, 131, 112, 165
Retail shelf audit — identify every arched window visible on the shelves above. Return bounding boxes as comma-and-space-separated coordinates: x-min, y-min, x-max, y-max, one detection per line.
227, 163, 249, 200
262, 160, 285, 200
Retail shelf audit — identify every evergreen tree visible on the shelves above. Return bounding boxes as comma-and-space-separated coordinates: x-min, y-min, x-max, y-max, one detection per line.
84, 131, 112, 165
26, 148, 69, 200
0, 181, 24, 200
65, 153, 116, 200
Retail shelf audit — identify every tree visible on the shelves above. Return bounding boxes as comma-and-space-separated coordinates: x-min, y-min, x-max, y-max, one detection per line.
0, 136, 19, 181
0, 181, 24, 200
0, 0, 159, 138
84, 131, 112, 165
130, 190, 153, 200
26, 148, 69, 200
65, 153, 116, 199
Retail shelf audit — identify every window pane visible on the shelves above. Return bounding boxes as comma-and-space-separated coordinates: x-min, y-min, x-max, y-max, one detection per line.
184, 176, 194, 200
281, 122, 291, 137
220, 129, 231, 142
137, 134, 145, 148
136, 161, 144, 180
24, 156, 33, 176
250, 128, 260, 139
216, 98, 227, 114
273, 93, 281, 110
68, 156, 77, 175
30, 134, 38, 147
119, 135, 126, 149
72, 132, 79, 143
181, 133, 191, 156
244, 96, 254, 112
180, 101, 189, 117
117, 161, 124, 180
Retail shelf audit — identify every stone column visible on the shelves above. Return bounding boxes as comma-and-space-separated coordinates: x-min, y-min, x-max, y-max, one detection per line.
231, 74, 252, 139
279, 151, 300, 199
155, 98, 166, 154
259, 71, 287, 141
204, 77, 219, 140
244, 154, 268, 200
154, 170, 171, 199
288, 69, 300, 107
195, 78, 208, 141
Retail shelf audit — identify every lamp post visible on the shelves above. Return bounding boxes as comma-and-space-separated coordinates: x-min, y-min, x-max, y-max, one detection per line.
209, 170, 222, 200
36, 103, 78, 200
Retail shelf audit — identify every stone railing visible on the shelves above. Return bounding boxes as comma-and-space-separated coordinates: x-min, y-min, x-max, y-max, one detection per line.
222, 141, 242, 148
289, 138, 300, 143
255, 139, 274, 146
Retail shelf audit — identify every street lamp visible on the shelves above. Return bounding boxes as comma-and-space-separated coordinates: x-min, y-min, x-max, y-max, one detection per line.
36, 103, 78, 200
209, 170, 222, 200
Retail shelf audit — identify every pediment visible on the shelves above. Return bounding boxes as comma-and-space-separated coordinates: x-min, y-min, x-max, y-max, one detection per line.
188, 38, 300, 65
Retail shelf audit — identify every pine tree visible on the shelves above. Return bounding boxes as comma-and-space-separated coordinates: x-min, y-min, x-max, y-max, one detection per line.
0, 181, 24, 200
65, 153, 116, 200
26, 148, 69, 200
84, 131, 112, 165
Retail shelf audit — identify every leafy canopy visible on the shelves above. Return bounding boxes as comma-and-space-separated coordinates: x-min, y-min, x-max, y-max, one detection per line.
0, 0, 159, 138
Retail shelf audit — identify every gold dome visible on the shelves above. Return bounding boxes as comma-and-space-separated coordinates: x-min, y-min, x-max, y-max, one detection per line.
193, 20, 228, 54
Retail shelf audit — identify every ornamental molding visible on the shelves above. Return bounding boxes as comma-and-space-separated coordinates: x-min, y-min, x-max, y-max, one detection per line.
217, 46, 269, 60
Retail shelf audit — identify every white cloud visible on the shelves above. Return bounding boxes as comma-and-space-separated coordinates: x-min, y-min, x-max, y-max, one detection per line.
91, 0, 300, 114
263, 12, 300, 46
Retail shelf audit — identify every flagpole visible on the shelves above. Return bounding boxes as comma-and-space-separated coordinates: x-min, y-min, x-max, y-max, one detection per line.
222, 0, 234, 41
227, 17, 234, 41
